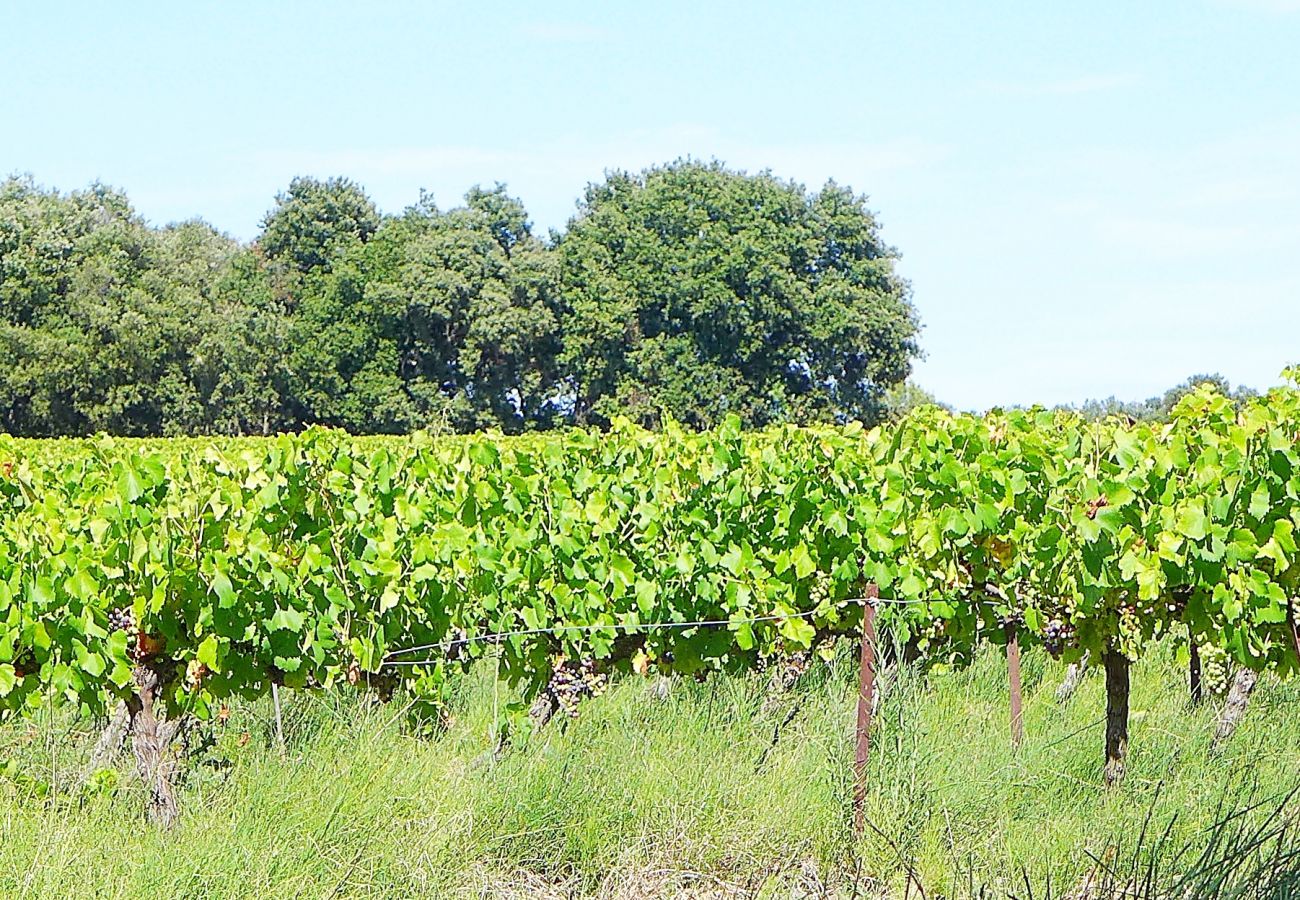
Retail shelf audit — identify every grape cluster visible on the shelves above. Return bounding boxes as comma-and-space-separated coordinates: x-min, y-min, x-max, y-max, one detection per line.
107, 606, 137, 638
1041, 618, 1075, 657
548, 658, 608, 718
1116, 597, 1145, 655
444, 627, 470, 663
925, 618, 949, 643
807, 571, 832, 606
1167, 587, 1192, 616
1200, 644, 1230, 697
109, 606, 159, 661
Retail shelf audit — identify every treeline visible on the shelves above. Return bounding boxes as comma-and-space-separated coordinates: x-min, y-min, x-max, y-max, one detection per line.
1072, 373, 1257, 423
0, 161, 920, 437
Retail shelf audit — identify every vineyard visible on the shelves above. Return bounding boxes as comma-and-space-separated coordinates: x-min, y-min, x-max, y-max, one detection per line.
3, 378, 1300, 839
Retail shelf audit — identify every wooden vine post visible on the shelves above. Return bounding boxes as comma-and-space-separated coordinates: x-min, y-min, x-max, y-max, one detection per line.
1005, 622, 1024, 748
852, 583, 879, 839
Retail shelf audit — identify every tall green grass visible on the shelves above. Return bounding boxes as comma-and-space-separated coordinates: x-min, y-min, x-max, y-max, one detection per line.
1, 643, 1296, 898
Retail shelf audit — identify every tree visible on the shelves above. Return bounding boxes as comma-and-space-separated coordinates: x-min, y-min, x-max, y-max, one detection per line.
3, 166, 921, 437
188, 249, 294, 435
0, 178, 230, 436
1074, 373, 1258, 423
259, 176, 379, 275
282, 186, 561, 433
882, 381, 947, 422
395, 185, 561, 431
555, 160, 920, 429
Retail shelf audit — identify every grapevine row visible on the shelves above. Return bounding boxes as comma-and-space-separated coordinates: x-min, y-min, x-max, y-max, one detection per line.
2, 376, 1300, 793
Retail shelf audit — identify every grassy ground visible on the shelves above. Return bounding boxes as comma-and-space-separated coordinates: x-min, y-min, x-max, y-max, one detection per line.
0, 643, 1297, 899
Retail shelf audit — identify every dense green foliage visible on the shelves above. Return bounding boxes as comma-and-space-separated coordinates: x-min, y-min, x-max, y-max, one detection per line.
557, 164, 918, 428
0, 163, 919, 437
2, 381, 1299, 746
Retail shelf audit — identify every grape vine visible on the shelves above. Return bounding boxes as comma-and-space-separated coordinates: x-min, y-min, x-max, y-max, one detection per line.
3, 374, 1300, 789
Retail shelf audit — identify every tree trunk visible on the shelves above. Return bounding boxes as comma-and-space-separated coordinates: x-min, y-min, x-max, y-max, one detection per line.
1055, 650, 1091, 703
1189, 639, 1203, 705
528, 690, 556, 730
1211, 668, 1258, 753
126, 665, 180, 827
1103, 650, 1130, 787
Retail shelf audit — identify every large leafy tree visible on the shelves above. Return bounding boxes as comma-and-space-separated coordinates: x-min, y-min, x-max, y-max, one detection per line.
259, 176, 380, 276
1075, 373, 1259, 423
187, 249, 295, 435
0, 177, 241, 435
556, 160, 920, 428
284, 186, 561, 433
395, 185, 561, 431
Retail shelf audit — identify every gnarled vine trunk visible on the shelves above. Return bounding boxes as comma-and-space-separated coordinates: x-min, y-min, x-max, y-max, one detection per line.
126, 664, 181, 827
1103, 650, 1130, 787
1055, 650, 1090, 704
85, 701, 130, 778
1211, 668, 1258, 754
650, 674, 673, 701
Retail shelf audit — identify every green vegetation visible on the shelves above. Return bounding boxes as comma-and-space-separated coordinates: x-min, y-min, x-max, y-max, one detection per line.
5, 379, 1300, 830
1, 644, 1296, 898
0, 162, 919, 436
1072, 373, 1259, 423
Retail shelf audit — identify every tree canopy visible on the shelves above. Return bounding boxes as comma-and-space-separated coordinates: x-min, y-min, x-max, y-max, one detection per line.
0, 163, 920, 436
558, 161, 918, 428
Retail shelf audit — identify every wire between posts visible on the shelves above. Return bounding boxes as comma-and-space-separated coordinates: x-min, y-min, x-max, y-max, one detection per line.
382, 592, 1006, 665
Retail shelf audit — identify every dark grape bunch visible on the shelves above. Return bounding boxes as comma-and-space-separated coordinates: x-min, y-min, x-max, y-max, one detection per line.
924, 617, 949, 643
1167, 586, 1192, 616
548, 658, 608, 718
444, 627, 470, 663
1041, 618, 1075, 657
108, 606, 138, 639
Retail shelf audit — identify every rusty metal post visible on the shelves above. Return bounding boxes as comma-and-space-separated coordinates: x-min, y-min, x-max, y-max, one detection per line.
853, 583, 879, 839
1006, 622, 1024, 749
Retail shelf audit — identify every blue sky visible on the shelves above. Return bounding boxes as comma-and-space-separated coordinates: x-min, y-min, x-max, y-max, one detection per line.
3, 0, 1298, 410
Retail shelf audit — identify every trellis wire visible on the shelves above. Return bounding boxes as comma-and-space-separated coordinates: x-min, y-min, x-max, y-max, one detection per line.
382, 594, 1006, 665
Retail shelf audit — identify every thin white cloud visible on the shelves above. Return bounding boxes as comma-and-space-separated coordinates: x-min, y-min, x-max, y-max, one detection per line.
253, 127, 951, 228
979, 73, 1138, 97
1042, 124, 1300, 261
1098, 217, 1261, 259
1218, 0, 1300, 11
518, 22, 612, 43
